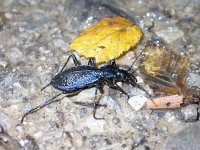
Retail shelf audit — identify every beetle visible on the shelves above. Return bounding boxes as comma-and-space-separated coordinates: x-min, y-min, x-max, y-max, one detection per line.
20, 54, 149, 123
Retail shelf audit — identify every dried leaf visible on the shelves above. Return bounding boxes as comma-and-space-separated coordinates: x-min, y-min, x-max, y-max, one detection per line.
147, 95, 183, 109
70, 17, 143, 63
140, 41, 191, 97
140, 41, 200, 107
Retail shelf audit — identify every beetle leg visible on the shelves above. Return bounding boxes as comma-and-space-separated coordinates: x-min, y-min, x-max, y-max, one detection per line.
93, 87, 104, 120
131, 82, 151, 97
73, 102, 107, 108
130, 48, 145, 69
60, 54, 81, 72
99, 77, 129, 99
88, 58, 96, 66
110, 59, 117, 68
62, 90, 81, 96
20, 93, 63, 124
109, 83, 130, 99
73, 87, 105, 120
41, 54, 80, 91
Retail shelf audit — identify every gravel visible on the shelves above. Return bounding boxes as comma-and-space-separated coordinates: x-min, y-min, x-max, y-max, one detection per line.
0, 0, 199, 149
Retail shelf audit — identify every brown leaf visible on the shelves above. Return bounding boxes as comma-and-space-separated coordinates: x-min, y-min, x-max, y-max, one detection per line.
139, 41, 190, 97
140, 41, 200, 106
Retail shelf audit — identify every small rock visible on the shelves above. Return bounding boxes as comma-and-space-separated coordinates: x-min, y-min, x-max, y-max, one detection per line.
79, 107, 87, 118
128, 95, 148, 111
0, 59, 8, 68
186, 73, 200, 88
5, 13, 13, 19
19, 135, 39, 150
153, 111, 166, 119
112, 117, 120, 125
64, 121, 75, 132
16, 125, 24, 134
8, 47, 23, 60
132, 133, 145, 148
142, 18, 154, 29
156, 27, 184, 43
181, 104, 198, 121
0, 112, 11, 129
53, 38, 68, 51
80, 127, 90, 136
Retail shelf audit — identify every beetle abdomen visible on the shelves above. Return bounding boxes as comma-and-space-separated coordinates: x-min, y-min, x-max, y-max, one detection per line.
51, 68, 103, 92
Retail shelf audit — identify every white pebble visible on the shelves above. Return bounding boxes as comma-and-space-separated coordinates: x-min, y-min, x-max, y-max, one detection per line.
128, 95, 148, 111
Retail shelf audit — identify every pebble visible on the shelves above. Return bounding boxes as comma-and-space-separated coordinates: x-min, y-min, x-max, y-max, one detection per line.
153, 111, 166, 119
53, 38, 68, 51
8, 47, 23, 60
79, 107, 87, 118
142, 18, 154, 29
0, 112, 11, 129
0, 59, 8, 68
132, 133, 145, 147
186, 73, 200, 88
180, 104, 198, 122
16, 125, 24, 134
80, 127, 90, 136
64, 121, 75, 132
4, 13, 13, 19
112, 117, 120, 125
156, 27, 184, 43
19, 135, 39, 150
128, 95, 148, 111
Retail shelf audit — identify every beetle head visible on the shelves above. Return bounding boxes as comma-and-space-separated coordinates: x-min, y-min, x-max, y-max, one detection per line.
117, 66, 137, 84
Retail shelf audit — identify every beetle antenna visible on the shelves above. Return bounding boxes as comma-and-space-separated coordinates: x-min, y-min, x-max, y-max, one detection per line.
132, 82, 152, 98
41, 83, 51, 91
130, 49, 145, 69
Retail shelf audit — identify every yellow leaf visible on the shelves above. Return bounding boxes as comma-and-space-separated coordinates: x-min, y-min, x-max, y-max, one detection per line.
70, 17, 143, 64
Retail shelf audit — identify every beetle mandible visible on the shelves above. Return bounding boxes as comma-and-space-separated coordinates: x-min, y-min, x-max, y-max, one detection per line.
21, 54, 149, 123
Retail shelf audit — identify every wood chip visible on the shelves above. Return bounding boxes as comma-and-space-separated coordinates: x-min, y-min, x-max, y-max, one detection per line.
146, 95, 184, 109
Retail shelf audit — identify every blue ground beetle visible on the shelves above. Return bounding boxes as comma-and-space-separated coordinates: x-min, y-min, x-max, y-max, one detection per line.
21, 54, 149, 123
